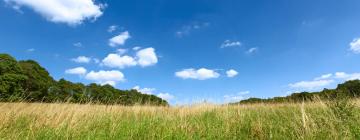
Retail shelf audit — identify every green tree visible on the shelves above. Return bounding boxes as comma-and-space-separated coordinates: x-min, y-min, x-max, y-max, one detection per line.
18, 60, 55, 101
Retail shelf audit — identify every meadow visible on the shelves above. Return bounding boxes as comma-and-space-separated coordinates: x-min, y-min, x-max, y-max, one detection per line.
1, 100, 360, 140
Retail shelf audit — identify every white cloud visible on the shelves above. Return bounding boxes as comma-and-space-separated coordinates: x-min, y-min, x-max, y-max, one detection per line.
93, 58, 100, 64
71, 56, 91, 63
175, 68, 220, 80
157, 93, 174, 101
109, 31, 130, 47
65, 67, 87, 75
101, 81, 116, 86
101, 53, 137, 69
133, 86, 174, 101
107, 25, 117, 33
26, 48, 35, 52
350, 38, 360, 54
132, 86, 156, 95
133, 46, 141, 51
221, 40, 241, 48
289, 72, 360, 92
136, 47, 158, 67
73, 42, 82, 47
85, 70, 125, 86
116, 48, 127, 55
101, 47, 158, 69
289, 79, 334, 90
224, 91, 250, 102
238, 91, 250, 95
5, 0, 104, 25
226, 69, 238, 78
314, 73, 332, 80
334, 72, 360, 81
247, 47, 258, 54
175, 22, 210, 38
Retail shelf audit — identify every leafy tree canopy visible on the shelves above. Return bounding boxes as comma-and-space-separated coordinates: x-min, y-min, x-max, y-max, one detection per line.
0, 53, 168, 106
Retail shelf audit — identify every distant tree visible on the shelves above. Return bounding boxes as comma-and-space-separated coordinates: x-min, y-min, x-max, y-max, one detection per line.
0, 54, 23, 75
236, 80, 360, 105
18, 60, 55, 101
0, 54, 27, 101
0, 74, 27, 101
337, 80, 360, 97
0, 53, 168, 106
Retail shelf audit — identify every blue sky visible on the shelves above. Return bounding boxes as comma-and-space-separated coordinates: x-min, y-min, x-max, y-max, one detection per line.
1, 0, 360, 105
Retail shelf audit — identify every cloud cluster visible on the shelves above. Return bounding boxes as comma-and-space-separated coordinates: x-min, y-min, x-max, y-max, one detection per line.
289, 72, 360, 91
65, 67, 125, 86
175, 68, 220, 80
175, 68, 238, 80
5, 0, 105, 25
65, 29, 160, 88
175, 22, 210, 38
101, 47, 158, 69
85, 70, 125, 86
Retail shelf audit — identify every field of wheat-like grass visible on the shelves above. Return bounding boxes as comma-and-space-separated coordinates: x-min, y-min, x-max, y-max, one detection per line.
0, 101, 360, 140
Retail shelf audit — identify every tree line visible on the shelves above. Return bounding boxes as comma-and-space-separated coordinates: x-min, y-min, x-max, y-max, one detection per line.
235, 80, 360, 104
0, 54, 168, 106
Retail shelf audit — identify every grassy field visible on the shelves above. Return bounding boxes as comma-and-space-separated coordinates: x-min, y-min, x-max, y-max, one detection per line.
0, 101, 360, 140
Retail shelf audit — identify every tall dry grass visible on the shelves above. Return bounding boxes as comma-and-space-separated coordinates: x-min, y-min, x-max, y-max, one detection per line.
0, 101, 359, 139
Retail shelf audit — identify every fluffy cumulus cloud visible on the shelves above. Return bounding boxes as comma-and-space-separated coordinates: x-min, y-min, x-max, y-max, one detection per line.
5, 0, 104, 25
289, 72, 360, 91
136, 47, 158, 67
350, 38, 360, 54
102, 53, 137, 69
85, 70, 125, 86
65, 67, 87, 75
101, 47, 158, 69
109, 31, 131, 47
71, 56, 91, 63
133, 86, 174, 101
175, 68, 220, 80
220, 40, 241, 48
226, 69, 238, 78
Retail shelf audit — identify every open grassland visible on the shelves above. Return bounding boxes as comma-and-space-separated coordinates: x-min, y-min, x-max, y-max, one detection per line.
1, 101, 360, 140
